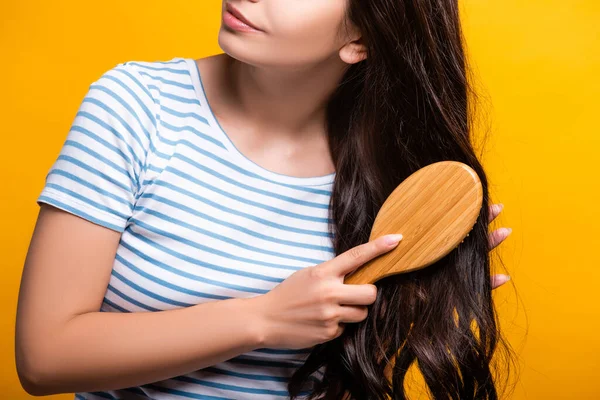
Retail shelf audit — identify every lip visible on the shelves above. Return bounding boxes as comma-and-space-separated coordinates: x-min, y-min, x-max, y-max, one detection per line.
223, 3, 263, 32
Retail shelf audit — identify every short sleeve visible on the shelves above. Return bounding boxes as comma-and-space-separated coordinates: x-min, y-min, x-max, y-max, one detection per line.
37, 62, 157, 232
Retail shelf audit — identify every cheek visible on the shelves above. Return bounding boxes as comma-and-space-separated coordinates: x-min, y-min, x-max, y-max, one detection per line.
219, 1, 347, 67
270, 3, 344, 50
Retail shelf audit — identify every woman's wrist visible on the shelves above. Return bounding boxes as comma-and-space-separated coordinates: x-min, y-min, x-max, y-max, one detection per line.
233, 295, 270, 349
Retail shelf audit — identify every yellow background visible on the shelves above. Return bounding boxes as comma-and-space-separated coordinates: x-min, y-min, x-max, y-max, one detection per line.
1, 1, 598, 398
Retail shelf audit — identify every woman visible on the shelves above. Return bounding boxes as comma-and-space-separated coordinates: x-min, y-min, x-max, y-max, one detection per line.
15, 0, 512, 399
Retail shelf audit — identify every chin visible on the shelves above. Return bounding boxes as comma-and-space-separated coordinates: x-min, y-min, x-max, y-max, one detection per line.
218, 30, 306, 69
218, 30, 265, 66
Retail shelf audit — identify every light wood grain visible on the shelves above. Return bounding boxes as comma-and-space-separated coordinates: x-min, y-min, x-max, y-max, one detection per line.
344, 161, 482, 285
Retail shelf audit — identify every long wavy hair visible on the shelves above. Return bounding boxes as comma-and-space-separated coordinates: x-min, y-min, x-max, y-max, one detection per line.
287, 0, 514, 399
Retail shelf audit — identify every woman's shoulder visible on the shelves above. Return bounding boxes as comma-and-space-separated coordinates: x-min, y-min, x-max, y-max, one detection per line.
84, 57, 200, 113
112, 57, 198, 93
105, 54, 230, 96
119, 57, 192, 76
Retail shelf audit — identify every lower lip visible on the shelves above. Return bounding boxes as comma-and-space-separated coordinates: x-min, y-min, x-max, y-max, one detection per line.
223, 10, 262, 33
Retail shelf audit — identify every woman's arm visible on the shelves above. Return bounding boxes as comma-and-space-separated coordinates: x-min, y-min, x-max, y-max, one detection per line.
15, 204, 266, 396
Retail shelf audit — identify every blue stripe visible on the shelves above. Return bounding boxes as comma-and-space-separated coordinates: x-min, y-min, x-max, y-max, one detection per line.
144, 129, 331, 198
145, 180, 333, 238
140, 129, 331, 198
146, 138, 171, 160
127, 58, 187, 66
138, 70, 195, 91
45, 183, 130, 221
159, 119, 226, 150
147, 84, 201, 105
115, 253, 230, 301
90, 82, 153, 142
120, 234, 272, 293
112, 269, 193, 308
107, 283, 160, 312
201, 366, 288, 383
47, 169, 132, 209
108, 69, 157, 124
116, 67, 155, 103
160, 103, 209, 126
64, 139, 133, 184
165, 165, 332, 224
37, 196, 123, 232
201, 365, 320, 386
153, 129, 179, 146
137, 193, 334, 253
81, 97, 147, 151
133, 205, 328, 264
70, 122, 142, 174
142, 58, 186, 66
126, 223, 292, 280
55, 154, 132, 200
133, 219, 310, 272
172, 375, 291, 397
180, 138, 332, 196
125, 62, 190, 75
176, 152, 329, 209
146, 164, 164, 174
102, 297, 130, 313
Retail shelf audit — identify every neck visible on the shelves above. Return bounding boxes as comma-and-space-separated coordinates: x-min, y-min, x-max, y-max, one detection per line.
224, 55, 348, 142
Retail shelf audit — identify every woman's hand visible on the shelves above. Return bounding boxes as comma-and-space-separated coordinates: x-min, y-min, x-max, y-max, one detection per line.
488, 203, 512, 289
253, 234, 403, 349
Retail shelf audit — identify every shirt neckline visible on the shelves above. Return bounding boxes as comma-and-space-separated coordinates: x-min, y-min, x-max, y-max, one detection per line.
184, 57, 336, 187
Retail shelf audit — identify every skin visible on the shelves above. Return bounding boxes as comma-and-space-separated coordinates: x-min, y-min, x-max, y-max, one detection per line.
209, 1, 513, 288
196, 0, 367, 180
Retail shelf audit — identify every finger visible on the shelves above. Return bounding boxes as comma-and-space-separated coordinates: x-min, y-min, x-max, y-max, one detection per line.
491, 274, 510, 289
333, 322, 346, 339
333, 234, 403, 277
337, 283, 378, 306
338, 305, 369, 323
488, 227, 512, 250
488, 203, 504, 224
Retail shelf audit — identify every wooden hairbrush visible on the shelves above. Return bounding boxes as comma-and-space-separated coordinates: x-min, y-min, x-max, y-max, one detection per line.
343, 161, 483, 285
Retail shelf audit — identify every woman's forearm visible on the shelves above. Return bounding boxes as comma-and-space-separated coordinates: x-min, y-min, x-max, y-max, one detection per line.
20, 296, 265, 395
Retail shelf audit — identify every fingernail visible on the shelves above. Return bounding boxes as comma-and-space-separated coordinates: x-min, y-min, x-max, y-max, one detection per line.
384, 234, 403, 245
504, 228, 513, 236
494, 203, 504, 213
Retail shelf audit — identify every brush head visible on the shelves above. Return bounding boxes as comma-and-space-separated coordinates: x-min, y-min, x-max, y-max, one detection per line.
343, 161, 483, 285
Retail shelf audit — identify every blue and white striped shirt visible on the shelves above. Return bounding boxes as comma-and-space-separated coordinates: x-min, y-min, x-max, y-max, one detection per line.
37, 57, 335, 400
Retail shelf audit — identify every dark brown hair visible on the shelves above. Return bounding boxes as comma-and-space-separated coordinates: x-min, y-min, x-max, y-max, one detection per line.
288, 0, 514, 398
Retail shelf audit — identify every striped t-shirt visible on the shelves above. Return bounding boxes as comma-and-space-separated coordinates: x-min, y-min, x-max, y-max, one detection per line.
37, 57, 336, 399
